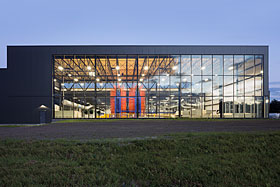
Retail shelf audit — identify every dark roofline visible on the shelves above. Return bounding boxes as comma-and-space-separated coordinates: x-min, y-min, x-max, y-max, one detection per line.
7, 44, 269, 48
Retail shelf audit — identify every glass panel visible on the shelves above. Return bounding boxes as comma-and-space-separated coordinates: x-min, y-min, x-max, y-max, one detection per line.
170, 55, 180, 76
255, 97, 263, 118
192, 55, 201, 75
213, 75, 223, 96
234, 97, 244, 118
181, 76, 191, 97
213, 97, 223, 118
255, 76, 262, 96
181, 97, 191, 118
53, 54, 266, 119
202, 97, 213, 118
213, 55, 223, 76
181, 55, 191, 75
264, 96, 269, 118
149, 77, 159, 97
138, 96, 147, 118
245, 76, 255, 96
202, 55, 212, 75
255, 55, 263, 75
245, 97, 255, 118
148, 55, 158, 77
147, 96, 160, 118
224, 76, 233, 96
85, 97, 95, 119
224, 55, 233, 75
170, 76, 180, 97
62, 96, 74, 118
73, 97, 84, 118
159, 75, 170, 97
202, 76, 212, 96
138, 56, 148, 78
245, 55, 254, 75
224, 97, 233, 118
54, 96, 63, 118
192, 97, 202, 118
192, 76, 201, 96
139, 96, 149, 118
234, 55, 245, 76
234, 76, 244, 97
159, 55, 169, 75
96, 104, 106, 118
170, 96, 179, 118
159, 97, 170, 118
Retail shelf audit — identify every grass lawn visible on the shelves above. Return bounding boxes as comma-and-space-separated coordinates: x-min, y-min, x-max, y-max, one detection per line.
1, 132, 280, 186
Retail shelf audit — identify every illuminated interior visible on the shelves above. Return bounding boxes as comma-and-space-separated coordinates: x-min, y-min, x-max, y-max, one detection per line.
53, 55, 267, 118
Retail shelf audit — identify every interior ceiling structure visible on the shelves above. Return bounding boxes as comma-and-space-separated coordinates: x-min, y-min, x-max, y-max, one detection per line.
54, 55, 179, 82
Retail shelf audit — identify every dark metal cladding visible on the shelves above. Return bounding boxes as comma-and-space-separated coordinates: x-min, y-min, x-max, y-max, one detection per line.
0, 45, 269, 124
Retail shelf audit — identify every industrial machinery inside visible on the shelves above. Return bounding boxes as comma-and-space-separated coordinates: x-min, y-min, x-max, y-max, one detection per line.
53, 55, 266, 119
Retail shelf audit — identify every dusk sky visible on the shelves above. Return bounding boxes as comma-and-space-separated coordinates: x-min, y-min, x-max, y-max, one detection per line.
0, 0, 279, 96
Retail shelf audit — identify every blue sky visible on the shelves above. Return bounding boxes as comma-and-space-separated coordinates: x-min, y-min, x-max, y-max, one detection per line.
0, 0, 279, 98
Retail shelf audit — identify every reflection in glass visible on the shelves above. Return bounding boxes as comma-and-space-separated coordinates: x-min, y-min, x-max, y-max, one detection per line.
181, 97, 191, 118
255, 55, 263, 75
213, 97, 223, 118
224, 97, 233, 118
234, 97, 244, 118
192, 97, 202, 118
202, 55, 212, 75
245, 55, 254, 75
213, 75, 223, 96
213, 55, 223, 76
245, 97, 255, 118
192, 55, 201, 75
170, 55, 180, 75
224, 76, 233, 96
170, 76, 180, 97
255, 76, 262, 96
224, 55, 233, 75
181, 55, 191, 75
234, 55, 245, 76
53, 54, 265, 119
192, 76, 201, 95
202, 76, 212, 96
245, 76, 254, 96
234, 76, 244, 96
181, 76, 191, 97
255, 97, 263, 118
203, 97, 213, 118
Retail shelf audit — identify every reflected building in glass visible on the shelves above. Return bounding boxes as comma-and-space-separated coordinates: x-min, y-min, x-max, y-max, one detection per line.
0, 45, 269, 123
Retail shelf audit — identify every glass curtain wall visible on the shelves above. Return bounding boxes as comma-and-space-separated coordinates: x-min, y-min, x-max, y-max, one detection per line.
53, 54, 266, 119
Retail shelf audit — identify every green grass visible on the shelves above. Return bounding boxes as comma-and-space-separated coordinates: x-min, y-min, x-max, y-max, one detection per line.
1, 132, 280, 186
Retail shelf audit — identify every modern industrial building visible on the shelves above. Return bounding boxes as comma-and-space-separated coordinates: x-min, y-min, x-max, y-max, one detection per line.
0, 45, 269, 124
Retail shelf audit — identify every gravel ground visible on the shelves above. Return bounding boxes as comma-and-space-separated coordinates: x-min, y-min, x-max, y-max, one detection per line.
0, 119, 279, 140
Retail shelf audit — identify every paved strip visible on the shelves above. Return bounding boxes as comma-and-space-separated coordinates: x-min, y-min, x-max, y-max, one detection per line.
0, 120, 279, 140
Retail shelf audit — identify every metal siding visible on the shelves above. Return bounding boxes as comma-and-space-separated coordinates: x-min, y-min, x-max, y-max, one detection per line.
263, 46, 269, 97
0, 45, 269, 123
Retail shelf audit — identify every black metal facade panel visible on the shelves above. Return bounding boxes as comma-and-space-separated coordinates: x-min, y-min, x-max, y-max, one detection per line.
0, 45, 269, 124
1, 47, 53, 123
8, 45, 268, 55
